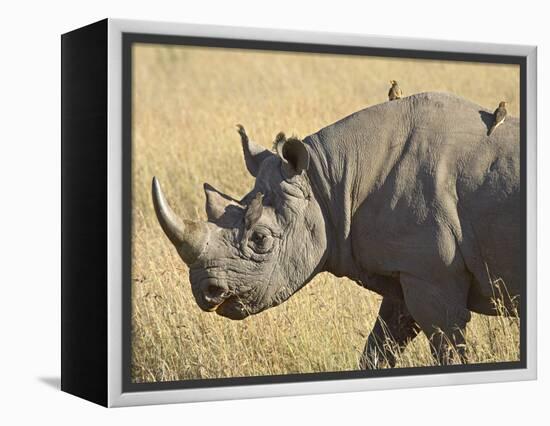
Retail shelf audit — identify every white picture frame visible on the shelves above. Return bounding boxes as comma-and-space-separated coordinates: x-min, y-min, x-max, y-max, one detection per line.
61, 18, 537, 407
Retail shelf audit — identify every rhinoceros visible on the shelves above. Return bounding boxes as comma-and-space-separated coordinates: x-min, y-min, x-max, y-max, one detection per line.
152, 92, 520, 367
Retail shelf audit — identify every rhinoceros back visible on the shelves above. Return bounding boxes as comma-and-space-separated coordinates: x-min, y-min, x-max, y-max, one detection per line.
305, 92, 520, 299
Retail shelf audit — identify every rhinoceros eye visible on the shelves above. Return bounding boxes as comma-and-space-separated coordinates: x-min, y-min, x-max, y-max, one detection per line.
249, 230, 274, 254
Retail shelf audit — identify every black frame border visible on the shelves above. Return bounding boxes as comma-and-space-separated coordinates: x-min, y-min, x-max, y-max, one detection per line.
61, 19, 109, 406
122, 32, 528, 393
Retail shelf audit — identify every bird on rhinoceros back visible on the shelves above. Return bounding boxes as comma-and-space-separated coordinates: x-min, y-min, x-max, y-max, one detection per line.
488, 101, 507, 136
388, 80, 403, 101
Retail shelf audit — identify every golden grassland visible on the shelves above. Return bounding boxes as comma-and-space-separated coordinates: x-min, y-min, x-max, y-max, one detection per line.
131, 44, 520, 382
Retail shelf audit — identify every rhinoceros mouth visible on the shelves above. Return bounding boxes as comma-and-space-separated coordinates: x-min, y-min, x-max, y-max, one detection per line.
214, 296, 250, 320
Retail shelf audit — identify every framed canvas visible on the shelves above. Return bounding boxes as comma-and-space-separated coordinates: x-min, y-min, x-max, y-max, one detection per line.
61, 18, 537, 407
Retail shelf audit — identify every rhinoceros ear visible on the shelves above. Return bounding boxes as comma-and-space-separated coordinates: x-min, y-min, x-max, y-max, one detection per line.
204, 183, 241, 222
236, 124, 272, 177
275, 132, 310, 177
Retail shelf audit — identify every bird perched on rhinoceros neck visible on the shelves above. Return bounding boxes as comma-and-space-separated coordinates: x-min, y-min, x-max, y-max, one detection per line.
488, 101, 507, 136
244, 192, 264, 233
388, 80, 403, 101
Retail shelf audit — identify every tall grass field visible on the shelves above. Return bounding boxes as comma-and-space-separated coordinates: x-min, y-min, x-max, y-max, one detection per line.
131, 43, 520, 383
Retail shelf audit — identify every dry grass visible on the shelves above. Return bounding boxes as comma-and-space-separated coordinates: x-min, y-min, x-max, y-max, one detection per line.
131, 43, 520, 383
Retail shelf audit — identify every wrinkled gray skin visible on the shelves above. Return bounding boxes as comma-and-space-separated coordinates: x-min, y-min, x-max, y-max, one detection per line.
152, 92, 520, 367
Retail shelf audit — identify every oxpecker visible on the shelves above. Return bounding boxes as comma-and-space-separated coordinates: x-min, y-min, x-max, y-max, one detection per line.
488, 101, 507, 136
388, 80, 403, 101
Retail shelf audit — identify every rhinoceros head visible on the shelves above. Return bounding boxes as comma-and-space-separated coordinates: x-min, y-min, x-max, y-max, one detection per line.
152, 127, 328, 320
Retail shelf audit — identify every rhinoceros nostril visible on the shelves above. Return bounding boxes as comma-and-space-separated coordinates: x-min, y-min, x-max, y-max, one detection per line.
204, 282, 229, 304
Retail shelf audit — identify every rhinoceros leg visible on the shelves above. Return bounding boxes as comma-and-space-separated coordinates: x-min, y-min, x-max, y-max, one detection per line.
360, 297, 421, 369
400, 273, 472, 365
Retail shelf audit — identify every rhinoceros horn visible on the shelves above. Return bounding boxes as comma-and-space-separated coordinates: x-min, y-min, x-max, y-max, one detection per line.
152, 177, 208, 265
